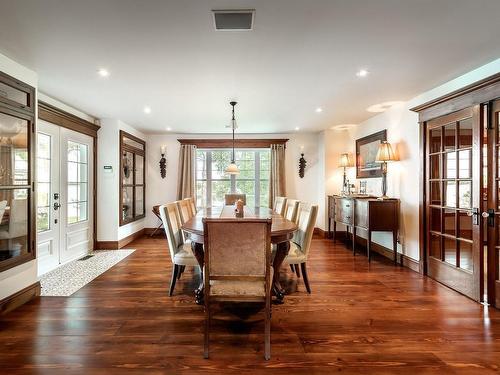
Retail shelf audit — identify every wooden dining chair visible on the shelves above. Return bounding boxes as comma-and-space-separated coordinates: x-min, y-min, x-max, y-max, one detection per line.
159, 203, 198, 296
224, 194, 246, 205
203, 218, 273, 360
273, 196, 287, 216
284, 199, 300, 223
184, 197, 197, 216
284, 202, 318, 293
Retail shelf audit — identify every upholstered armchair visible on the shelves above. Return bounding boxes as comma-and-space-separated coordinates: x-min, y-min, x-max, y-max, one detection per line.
203, 218, 273, 360
159, 203, 198, 296
283, 202, 318, 293
273, 196, 287, 216
284, 199, 300, 223
224, 194, 246, 205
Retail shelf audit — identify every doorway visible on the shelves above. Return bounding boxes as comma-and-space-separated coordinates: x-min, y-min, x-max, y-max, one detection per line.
36, 120, 94, 275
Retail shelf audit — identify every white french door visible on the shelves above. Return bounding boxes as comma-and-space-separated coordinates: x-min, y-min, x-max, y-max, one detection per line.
37, 120, 94, 275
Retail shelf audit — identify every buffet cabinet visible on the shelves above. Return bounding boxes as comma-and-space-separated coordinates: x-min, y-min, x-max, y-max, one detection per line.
328, 195, 400, 264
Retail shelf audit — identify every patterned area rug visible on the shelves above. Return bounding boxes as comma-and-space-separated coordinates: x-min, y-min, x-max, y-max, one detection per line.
40, 249, 135, 296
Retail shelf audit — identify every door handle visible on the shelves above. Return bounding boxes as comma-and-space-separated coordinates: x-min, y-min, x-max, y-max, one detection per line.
483, 209, 495, 227
53, 202, 61, 210
468, 208, 480, 225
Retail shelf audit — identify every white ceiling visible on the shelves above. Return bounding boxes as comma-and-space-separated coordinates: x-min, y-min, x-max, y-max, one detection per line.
0, 0, 499, 134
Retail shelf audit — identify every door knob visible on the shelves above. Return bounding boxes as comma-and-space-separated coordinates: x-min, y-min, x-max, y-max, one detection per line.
482, 211, 490, 218
53, 202, 61, 210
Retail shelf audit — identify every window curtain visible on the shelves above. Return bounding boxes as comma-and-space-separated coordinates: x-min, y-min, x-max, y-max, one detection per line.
269, 144, 286, 208
177, 144, 197, 201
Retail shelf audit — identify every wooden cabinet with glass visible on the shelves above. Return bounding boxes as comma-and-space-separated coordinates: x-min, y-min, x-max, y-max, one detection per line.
0, 71, 36, 272
119, 130, 145, 226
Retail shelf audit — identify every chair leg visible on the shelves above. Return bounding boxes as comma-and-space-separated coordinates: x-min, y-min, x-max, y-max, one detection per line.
294, 264, 301, 278
204, 302, 210, 359
169, 264, 179, 296
264, 294, 271, 360
300, 262, 311, 294
177, 265, 185, 280
289, 264, 294, 273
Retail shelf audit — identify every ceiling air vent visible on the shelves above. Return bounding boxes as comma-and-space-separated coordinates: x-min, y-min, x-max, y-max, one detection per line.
213, 9, 255, 31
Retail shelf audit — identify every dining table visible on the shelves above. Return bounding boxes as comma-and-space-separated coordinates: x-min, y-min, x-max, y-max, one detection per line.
181, 205, 298, 304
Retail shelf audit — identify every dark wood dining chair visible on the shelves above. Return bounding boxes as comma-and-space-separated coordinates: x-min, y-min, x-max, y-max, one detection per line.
224, 194, 246, 205
202, 218, 273, 360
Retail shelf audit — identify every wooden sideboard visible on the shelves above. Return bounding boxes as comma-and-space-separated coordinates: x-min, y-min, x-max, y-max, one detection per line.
328, 195, 400, 264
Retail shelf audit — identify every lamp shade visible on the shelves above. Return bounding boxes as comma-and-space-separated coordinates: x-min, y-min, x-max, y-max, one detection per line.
339, 153, 351, 167
225, 162, 240, 175
375, 141, 395, 162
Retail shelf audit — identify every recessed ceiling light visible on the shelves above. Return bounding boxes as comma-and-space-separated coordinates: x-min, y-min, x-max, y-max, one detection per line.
295, 127, 300, 131
144, 106, 152, 114
366, 101, 404, 113
97, 68, 110, 77
331, 124, 357, 131
315, 107, 323, 113
356, 69, 369, 77
166, 127, 172, 131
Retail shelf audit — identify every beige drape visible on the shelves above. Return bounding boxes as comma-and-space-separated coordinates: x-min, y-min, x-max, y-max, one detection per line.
177, 144, 196, 201
269, 144, 286, 208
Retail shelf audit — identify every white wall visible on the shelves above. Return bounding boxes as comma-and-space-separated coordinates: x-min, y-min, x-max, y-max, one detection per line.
331, 58, 500, 261
0, 52, 38, 300
97, 119, 146, 242
145, 132, 322, 228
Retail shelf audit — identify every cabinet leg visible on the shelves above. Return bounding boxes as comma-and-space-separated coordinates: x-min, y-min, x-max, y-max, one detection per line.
367, 231, 371, 262
328, 219, 331, 239
333, 222, 337, 243
352, 226, 356, 256
393, 231, 398, 266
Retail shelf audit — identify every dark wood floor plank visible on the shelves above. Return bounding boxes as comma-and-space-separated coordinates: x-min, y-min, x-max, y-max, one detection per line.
1, 235, 500, 374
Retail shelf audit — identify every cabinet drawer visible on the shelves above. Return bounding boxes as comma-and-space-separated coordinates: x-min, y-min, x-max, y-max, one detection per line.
334, 198, 353, 224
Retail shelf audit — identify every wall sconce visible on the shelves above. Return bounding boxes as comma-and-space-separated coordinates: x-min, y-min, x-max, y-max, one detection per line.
298, 146, 306, 178
338, 153, 352, 195
159, 145, 167, 178
375, 141, 396, 199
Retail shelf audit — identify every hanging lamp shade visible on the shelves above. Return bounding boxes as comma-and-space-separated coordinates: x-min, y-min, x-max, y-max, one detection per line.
225, 101, 240, 175
225, 162, 240, 175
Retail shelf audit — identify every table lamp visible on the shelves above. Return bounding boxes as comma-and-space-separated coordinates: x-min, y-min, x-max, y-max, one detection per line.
339, 153, 351, 195
375, 141, 396, 199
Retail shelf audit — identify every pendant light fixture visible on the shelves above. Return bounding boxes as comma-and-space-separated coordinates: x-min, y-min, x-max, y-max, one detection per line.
225, 101, 240, 175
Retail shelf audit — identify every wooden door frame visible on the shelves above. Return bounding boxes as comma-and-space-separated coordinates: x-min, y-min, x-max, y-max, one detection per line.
37, 101, 100, 250
412, 73, 500, 277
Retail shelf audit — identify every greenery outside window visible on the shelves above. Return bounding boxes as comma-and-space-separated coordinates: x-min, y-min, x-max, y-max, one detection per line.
196, 149, 270, 208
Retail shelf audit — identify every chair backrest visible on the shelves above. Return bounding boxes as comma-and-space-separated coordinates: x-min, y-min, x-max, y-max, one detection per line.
284, 199, 300, 223
184, 197, 197, 216
159, 203, 184, 262
176, 199, 193, 224
0, 200, 7, 223
203, 218, 272, 292
273, 196, 287, 216
293, 202, 318, 258
224, 194, 246, 206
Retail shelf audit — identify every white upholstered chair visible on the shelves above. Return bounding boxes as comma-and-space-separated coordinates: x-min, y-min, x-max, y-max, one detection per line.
273, 196, 287, 216
283, 202, 318, 293
159, 203, 198, 296
203, 218, 273, 360
0, 199, 27, 240
176, 199, 193, 224
284, 199, 300, 223
0, 200, 7, 224
184, 197, 197, 216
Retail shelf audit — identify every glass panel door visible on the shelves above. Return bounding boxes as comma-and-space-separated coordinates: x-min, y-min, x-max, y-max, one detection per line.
425, 106, 482, 301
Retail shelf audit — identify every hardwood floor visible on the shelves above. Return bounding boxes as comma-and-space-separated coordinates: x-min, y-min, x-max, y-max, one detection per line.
1, 235, 500, 374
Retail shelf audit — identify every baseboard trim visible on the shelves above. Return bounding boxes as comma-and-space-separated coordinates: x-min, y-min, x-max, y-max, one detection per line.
96, 228, 145, 250
0, 281, 41, 315
313, 227, 327, 238
329, 230, 420, 273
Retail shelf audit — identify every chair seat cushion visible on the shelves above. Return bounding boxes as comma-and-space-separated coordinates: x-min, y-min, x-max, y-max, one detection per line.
284, 241, 306, 264
209, 269, 273, 297
173, 241, 199, 266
